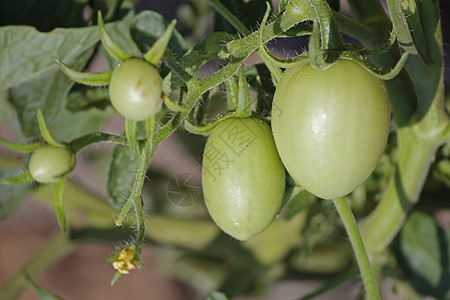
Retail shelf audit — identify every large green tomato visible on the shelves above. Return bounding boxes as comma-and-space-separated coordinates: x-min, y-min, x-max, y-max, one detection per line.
202, 117, 285, 240
29, 145, 76, 183
271, 60, 390, 199
109, 58, 162, 121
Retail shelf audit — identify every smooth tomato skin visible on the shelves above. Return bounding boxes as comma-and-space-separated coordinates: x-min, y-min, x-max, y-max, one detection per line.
109, 59, 162, 121
202, 117, 285, 241
271, 60, 390, 199
29, 145, 75, 183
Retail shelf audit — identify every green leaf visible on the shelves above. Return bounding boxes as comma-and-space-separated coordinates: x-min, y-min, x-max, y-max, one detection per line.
214, 0, 271, 34
0, 169, 31, 219
392, 211, 450, 299
131, 11, 186, 58
107, 145, 139, 208
206, 291, 228, 300
0, 25, 101, 138
66, 85, 110, 112
0, 0, 89, 32
284, 190, 317, 220
0, 26, 99, 92
23, 272, 63, 300
53, 179, 67, 232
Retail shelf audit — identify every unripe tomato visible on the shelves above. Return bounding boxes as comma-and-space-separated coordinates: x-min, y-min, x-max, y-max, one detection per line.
29, 145, 76, 183
271, 60, 390, 199
202, 117, 285, 240
109, 58, 163, 121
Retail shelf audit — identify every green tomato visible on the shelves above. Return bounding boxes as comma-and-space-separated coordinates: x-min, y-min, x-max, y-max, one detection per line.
109, 58, 163, 121
202, 117, 285, 240
29, 145, 75, 183
271, 60, 390, 199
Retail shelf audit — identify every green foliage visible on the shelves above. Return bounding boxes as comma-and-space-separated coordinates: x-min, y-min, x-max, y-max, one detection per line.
107, 145, 139, 208
392, 211, 450, 299
0, 0, 449, 299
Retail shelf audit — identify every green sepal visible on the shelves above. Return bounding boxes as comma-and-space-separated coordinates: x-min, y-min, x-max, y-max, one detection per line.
234, 68, 251, 118
110, 271, 122, 286
184, 113, 235, 135
125, 119, 138, 158
53, 178, 67, 233
53, 57, 112, 86
258, 3, 309, 69
163, 95, 187, 112
342, 51, 410, 80
144, 20, 177, 66
36, 110, 64, 148
225, 76, 239, 111
98, 11, 132, 62
308, 21, 329, 70
0, 170, 34, 185
0, 137, 40, 153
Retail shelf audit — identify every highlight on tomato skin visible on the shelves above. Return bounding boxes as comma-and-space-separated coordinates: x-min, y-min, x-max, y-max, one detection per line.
29, 145, 76, 184
271, 59, 391, 200
109, 58, 163, 121
201, 117, 286, 241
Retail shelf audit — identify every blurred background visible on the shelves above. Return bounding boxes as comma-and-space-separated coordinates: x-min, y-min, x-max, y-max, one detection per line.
0, 0, 449, 299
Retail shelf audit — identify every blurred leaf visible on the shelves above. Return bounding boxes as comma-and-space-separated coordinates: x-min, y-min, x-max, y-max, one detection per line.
206, 291, 229, 300
246, 64, 276, 116
284, 189, 317, 220
0, 0, 88, 31
131, 11, 187, 58
50, 107, 111, 143
67, 85, 111, 112
0, 169, 31, 219
23, 272, 62, 300
0, 233, 72, 300
392, 211, 450, 299
278, 0, 290, 13
90, 0, 134, 22
107, 145, 139, 208
244, 211, 307, 265
433, 159, 450, 188
214, 0, 271, 34
145, 215, 219, 250
302, 199, 339, 250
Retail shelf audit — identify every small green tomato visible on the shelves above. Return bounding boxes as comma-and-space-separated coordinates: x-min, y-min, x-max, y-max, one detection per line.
202, 117, 285, 241
109, 58, 163, 121
29, 145, 75, 183
271, 60, 391, 199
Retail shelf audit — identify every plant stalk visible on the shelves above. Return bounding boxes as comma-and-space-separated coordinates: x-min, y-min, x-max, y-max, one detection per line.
333, 197, 381, 300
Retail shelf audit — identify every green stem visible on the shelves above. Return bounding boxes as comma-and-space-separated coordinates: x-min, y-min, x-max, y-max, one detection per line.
333, 197, 381, 300
360, 130, 439, 254
207, 0, 250, 35
68, 132, 128, 153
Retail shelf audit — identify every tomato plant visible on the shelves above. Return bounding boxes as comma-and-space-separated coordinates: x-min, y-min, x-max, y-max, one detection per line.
0, 0, 449, 299
29, 145, 75, 184
109, 58, 163, 121
202, 117, 285, 240
272, 60, 390, 199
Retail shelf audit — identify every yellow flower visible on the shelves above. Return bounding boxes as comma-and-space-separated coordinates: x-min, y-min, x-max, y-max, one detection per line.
112, 246, 137, 274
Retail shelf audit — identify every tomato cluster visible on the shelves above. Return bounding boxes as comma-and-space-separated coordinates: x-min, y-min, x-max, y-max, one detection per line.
202, 60, 391, 239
